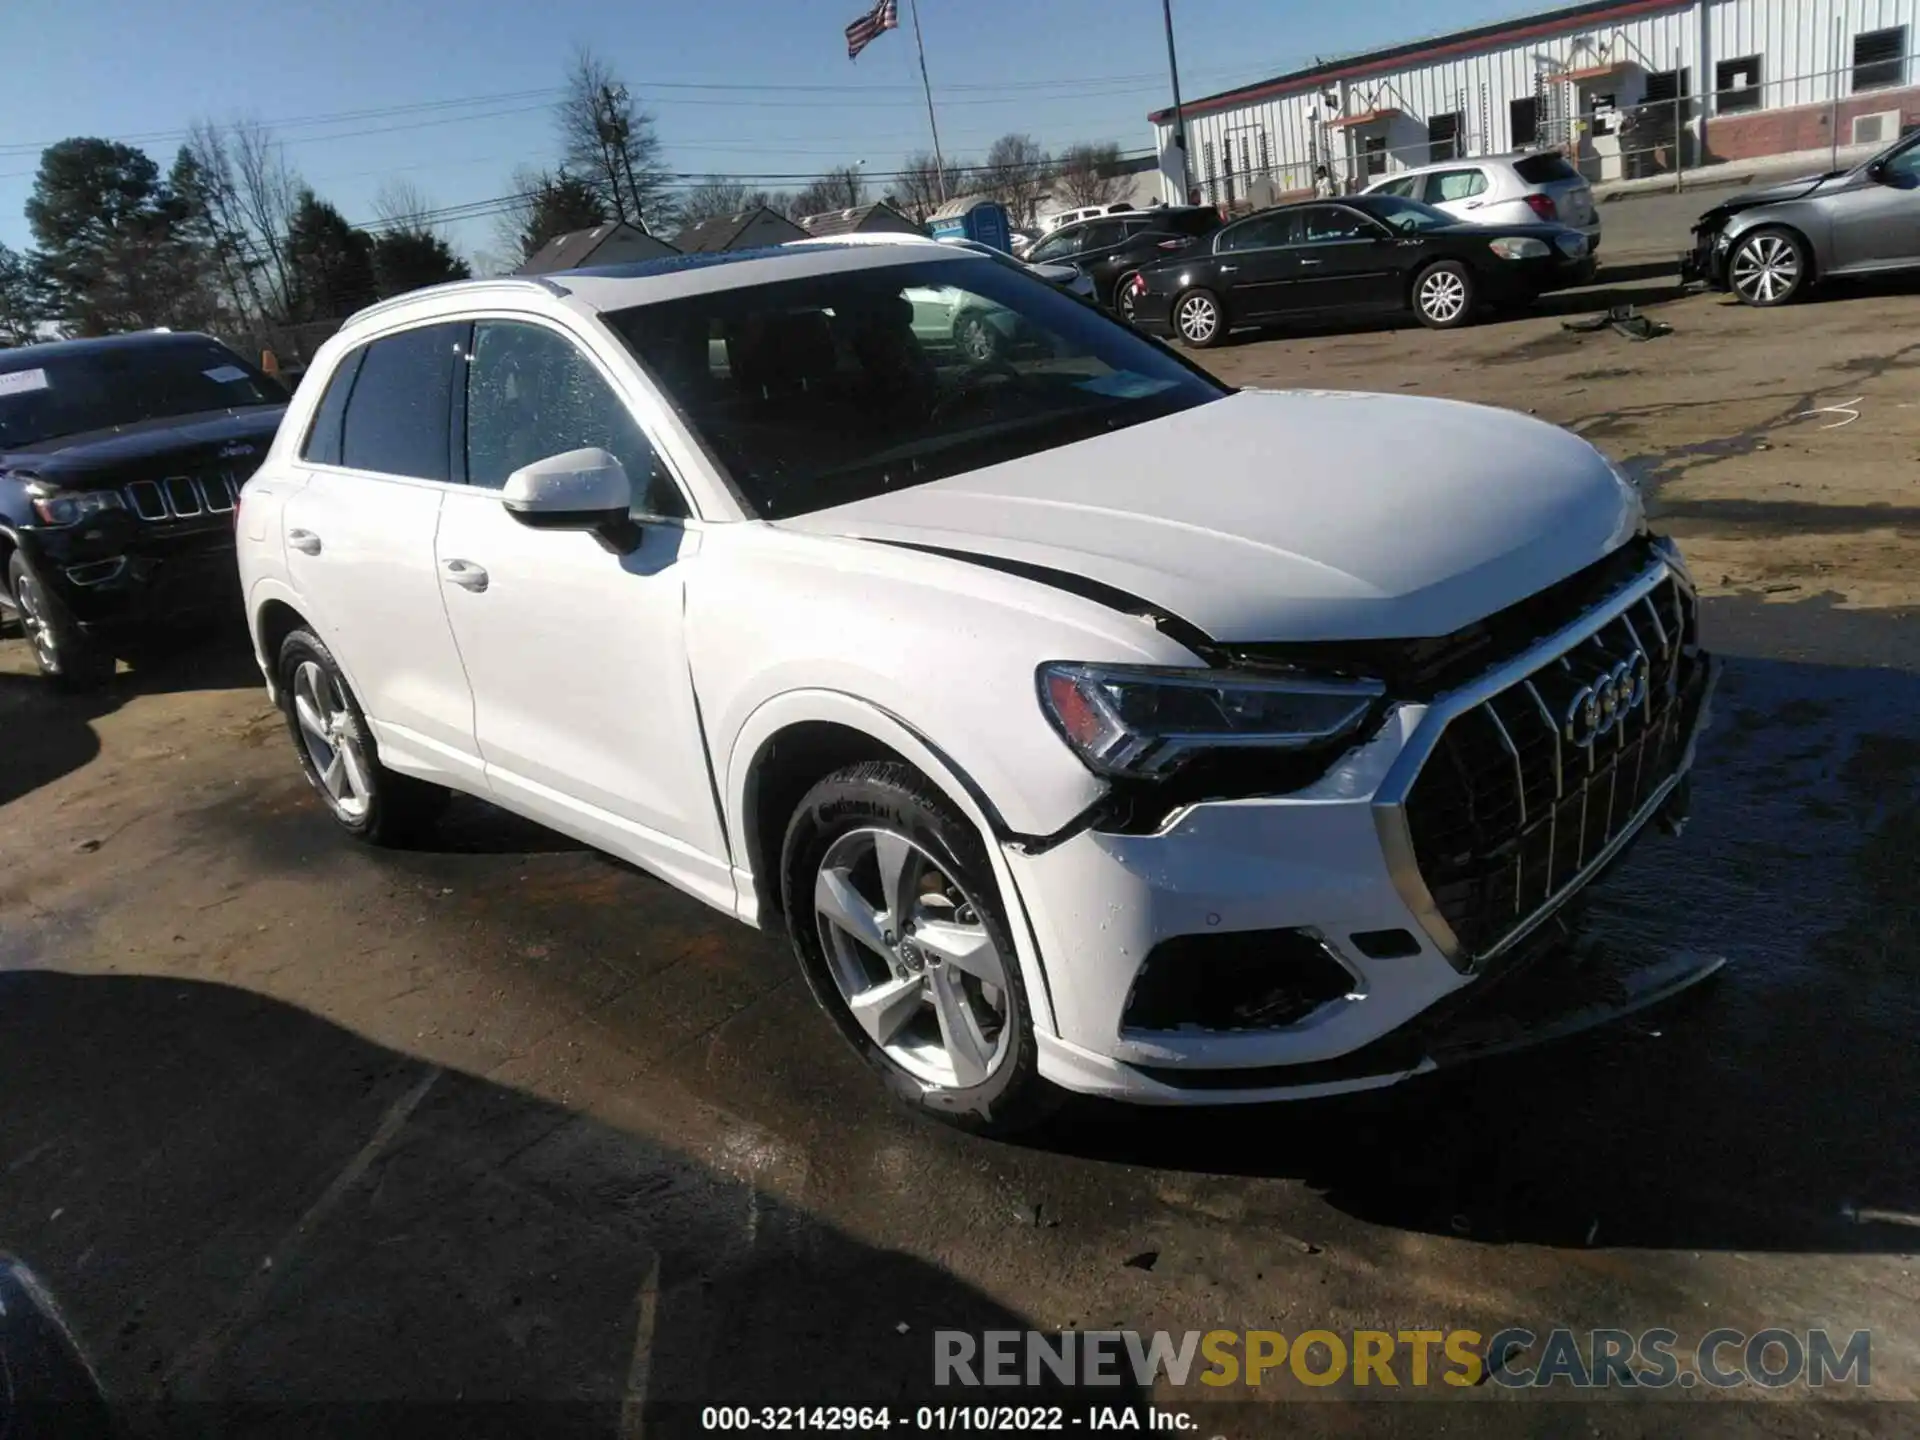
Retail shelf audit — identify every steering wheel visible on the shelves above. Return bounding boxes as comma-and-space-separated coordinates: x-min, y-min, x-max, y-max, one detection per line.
929, 359, 1026, 425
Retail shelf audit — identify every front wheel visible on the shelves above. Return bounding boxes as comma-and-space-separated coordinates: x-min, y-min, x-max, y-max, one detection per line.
7, 551, 112, 690
1172, 288, 1225, 347
276, 627, 448, 844
1413, 261, 1475, 329
1112, 271, 1141, 322
781, 761, 1055, 1134
1728, 228, 1807, 306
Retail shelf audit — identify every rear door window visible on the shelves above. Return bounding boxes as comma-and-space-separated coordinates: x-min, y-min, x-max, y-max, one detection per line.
1298, 206, 1374, 242
1512, 153, 1582, 185
1425, 168, 1489, 203
339, 322, 466, 482
1217, 210, 1300, 251
1026, 228, 1081, 263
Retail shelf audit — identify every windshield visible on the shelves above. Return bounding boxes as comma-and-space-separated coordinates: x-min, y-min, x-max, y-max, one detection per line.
0, 337, 284, 449
1363, 196, 1463, 233
604, 257, 1226, 519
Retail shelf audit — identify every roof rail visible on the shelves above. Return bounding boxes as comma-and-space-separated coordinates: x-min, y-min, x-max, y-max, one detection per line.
345, 275, 563, 327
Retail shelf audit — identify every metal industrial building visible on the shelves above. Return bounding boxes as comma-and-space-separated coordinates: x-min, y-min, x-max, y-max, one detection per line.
1150, 0, 1919, 205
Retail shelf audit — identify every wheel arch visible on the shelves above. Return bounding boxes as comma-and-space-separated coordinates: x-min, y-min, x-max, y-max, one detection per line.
725, 690, 1061, 1037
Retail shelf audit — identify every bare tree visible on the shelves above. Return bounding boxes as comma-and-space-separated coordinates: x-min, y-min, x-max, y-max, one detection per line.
894, 152, 969, 223
228, 118, 300, 313
372, 178, 439, 235
1053, 142, 1130, 208
676, 176, 750, 227
980, 134, 1053, 230
556, 46, 674, 233
790, 165, 867, 221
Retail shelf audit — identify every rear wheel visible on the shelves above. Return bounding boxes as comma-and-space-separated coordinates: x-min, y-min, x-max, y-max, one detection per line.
781, 761, 1055, 1134
1412, 260, 1475, 329
7, 551, 112, 690
1728, 228, 1807, 306
1172, 288, 1225, 348
276, 627, 448, 844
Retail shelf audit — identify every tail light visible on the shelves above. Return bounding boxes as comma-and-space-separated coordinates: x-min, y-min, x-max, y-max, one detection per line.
1524, 193, 1558, 222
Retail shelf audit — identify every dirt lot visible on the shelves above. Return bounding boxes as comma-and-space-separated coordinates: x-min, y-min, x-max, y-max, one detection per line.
3, 275, 1918, 1438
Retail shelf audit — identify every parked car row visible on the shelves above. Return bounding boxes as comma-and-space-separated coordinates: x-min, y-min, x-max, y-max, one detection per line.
2, 241, 1715, 1134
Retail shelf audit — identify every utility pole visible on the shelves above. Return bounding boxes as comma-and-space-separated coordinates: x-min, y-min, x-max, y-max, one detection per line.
1161, 0, 1190, 203
906, 0, 948, 201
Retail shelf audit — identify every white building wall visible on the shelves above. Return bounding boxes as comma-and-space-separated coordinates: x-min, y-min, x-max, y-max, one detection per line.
1150, 0, 1920, 204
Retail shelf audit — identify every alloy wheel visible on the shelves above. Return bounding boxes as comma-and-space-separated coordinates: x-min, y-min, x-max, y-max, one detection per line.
292, 660, 372, 821
1419, 269, 1468, 324
12, 570, 59, 674
813, 827, 1012, 1091
1116, 274, 1139, 323
1176, 293, 1218, 343
1731, 234, 1799, 304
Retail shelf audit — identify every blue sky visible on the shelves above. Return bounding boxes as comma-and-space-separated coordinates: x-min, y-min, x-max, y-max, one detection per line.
2, 0, 1534, 260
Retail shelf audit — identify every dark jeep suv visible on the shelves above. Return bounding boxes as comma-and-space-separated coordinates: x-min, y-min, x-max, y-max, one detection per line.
0, 332, 287, 687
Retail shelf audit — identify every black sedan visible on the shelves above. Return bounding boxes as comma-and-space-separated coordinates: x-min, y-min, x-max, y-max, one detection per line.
1023, 207, 1223, 310
1122, 194, 1597, 346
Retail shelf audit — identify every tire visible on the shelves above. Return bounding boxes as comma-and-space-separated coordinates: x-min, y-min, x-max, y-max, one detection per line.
1172, 287, 1225, 348
1728, 227, 1808, 307
952, 311, 1003, 363
275, 626, 448, 844
780, 760, 1057, 1135
1412, 260, 1476, 329
7, 550, 113, 691
1113, 271, 1141, 324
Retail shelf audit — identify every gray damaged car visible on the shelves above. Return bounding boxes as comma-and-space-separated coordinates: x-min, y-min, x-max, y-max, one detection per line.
1683, 128, 1920, 305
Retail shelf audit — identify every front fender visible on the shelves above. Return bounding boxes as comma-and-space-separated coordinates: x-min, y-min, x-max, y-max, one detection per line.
1721, 204, 1828, 271
723, 686, 1063, 1038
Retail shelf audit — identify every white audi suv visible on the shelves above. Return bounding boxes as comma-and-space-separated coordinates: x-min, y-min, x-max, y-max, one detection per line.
234, 242, 1716, 1132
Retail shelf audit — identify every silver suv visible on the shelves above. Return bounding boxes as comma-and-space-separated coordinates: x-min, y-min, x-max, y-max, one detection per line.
1364, 151, 1601, 252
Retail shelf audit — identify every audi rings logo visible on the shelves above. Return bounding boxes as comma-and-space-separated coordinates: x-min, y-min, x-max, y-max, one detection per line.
1566, 650, 1651, 747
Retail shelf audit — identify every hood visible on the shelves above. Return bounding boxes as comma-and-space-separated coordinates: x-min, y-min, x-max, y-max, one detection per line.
1700, 170, 1846, 223
0, 405, 285, 488
779, 389, 1642, 644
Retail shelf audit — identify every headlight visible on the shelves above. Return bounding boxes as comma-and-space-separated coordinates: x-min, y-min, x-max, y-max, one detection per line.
1489, 237, 1551, 260
1037, 662, 1383, 778
26, 482, 125, 527
1715, 231, 1733, 251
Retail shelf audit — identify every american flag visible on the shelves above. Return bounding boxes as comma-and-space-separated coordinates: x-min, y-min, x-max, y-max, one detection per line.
845, 0, 898, 59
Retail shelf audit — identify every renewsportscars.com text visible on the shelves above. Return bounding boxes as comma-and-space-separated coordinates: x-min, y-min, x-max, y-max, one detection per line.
934, 1327, 1872, 1391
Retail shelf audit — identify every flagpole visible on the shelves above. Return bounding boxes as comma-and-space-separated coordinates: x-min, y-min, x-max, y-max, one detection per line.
905, 0, 949, 201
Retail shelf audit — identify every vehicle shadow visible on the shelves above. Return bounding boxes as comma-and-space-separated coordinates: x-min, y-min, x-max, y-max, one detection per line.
1027, 620, 1920, 1257
0, 624, 263, 808
0, 970, 1142, 1436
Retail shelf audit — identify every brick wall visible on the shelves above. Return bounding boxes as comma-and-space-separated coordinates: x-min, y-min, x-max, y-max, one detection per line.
1706, 85, 1920, 161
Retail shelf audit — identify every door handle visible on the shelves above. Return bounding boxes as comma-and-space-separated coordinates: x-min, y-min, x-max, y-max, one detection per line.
1299, 258, 1323, 267
1217, 263, 1239, 273
287, 528, 322, 556
442, 558, 489, 593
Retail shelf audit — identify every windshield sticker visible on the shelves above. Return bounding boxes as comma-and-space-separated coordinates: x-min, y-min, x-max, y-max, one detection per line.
1075, 372, 1178, 400
203, 364, 250, 384
0, 368, 50, 398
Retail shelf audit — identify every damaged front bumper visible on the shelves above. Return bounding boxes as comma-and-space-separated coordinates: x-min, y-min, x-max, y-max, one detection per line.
1011, 555, 1722, 1105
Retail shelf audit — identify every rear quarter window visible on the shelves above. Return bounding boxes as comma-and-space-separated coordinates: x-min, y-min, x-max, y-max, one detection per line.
1512, 154, 1582, 185
300, 347, 364, 466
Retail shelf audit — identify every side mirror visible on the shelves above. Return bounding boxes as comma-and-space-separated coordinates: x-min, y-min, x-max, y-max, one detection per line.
501, 447, 640, 549
1868, 160, 1891, 182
